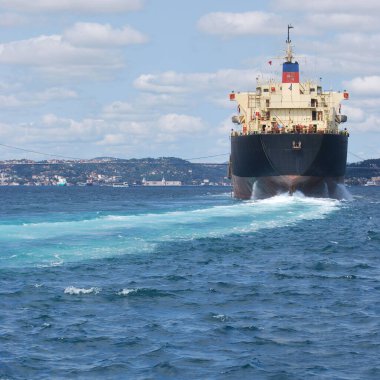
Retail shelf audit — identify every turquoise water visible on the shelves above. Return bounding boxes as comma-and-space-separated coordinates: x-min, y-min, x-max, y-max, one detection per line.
1, 186, 379, 379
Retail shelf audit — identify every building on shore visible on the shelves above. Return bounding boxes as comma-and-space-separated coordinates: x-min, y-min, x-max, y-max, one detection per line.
142, 177, 182, 186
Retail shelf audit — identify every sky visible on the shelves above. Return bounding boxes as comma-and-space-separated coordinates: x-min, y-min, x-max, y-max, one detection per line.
0, 0, 379, 163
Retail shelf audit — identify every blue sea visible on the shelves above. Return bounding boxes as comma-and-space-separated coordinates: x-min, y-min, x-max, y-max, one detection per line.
0, 186, 379, 379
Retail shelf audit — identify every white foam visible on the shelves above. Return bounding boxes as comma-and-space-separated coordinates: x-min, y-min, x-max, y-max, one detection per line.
213, 314, 229, 322
117, 288, 137, 296
64, 286, 101, 295
335, 184, 353, 201
0, 194, 339, 241
51, 254, 63, 267
1, 192, 344, 266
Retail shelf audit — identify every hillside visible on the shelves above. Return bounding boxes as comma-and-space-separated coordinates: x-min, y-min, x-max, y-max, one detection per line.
346, 158, 380, 179
0, 157, 229, 186
1, 156, 379, 186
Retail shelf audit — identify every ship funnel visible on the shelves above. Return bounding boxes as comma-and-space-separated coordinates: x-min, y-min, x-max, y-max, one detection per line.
282, 61, 299, 83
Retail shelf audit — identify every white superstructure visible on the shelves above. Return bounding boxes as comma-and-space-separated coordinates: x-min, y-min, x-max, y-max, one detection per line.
230, 26, 349, 136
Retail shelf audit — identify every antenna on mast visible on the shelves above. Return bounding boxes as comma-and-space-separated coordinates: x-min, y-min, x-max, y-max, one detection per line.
286, 24, 294, 43
285, 24, 294, 62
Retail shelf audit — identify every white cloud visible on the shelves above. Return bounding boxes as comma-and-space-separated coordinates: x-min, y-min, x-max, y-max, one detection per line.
198, 11, 283, 36
0, 12, 25, 26
339, 100, 380, 134
348, 114, 380, 133
63, 23, 148, 48
97, 120, 148, 146
272, 0, 380, 13
134, 73, 187, 94
0, 122, 15, 140
101, 99, 179, 121
304, 14, 379, 33
0, 121, 93, 152
206, 95, 236, 110
0, 0, 144, 13
102, 101, 134, 119
0, 35, 118, 65
137, 93, 186, 108
36, 115, 106, 143
217, 116, 235, 135
296, 56, 378, 78
98, 133, 127, 146
0, 87, 77, 109
296, 34, 380, 77
41, 113, 59, 126
134, 69, 260, 94
35, 87, 77, 101
0, 81, 22, 91
0, 111, 210, 158
0, 94, 22, 107
158, 114, 205, 134
0, 22, 147, 80
0, 106, 229, 159
328, 34, 380, 58
354, 98, 380, 108
0, 34, 123, 78
342, 105, 365, 123
117, 121, 147, 135
343, 76, 380, 96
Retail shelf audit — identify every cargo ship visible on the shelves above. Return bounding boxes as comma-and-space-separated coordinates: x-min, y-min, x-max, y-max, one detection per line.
228, 26, 349, 199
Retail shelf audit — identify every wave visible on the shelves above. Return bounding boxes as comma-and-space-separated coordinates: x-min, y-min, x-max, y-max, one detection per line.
1, 193, 341, 266
117, 288, 170, 298
117, 288, 137, 296
64, 286, 101, 295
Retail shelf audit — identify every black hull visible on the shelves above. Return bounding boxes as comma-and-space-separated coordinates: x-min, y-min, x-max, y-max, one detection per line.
230, 133, 348, 199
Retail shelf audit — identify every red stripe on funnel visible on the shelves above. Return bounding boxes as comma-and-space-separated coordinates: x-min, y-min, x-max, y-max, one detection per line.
282, 72, 299, 83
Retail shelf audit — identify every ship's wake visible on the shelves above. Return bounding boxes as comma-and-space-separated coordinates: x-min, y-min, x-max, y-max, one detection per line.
251, 178, 352, 201
0, 194, 343, 267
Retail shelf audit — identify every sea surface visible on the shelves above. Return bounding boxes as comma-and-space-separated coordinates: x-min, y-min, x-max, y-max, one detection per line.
0, 186, 379, 379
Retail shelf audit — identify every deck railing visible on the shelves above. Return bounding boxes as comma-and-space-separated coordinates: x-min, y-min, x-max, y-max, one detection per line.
231, 128, 349, 137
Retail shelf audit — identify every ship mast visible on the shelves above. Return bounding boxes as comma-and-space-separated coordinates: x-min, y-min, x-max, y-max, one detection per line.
285, 24, 294, 63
